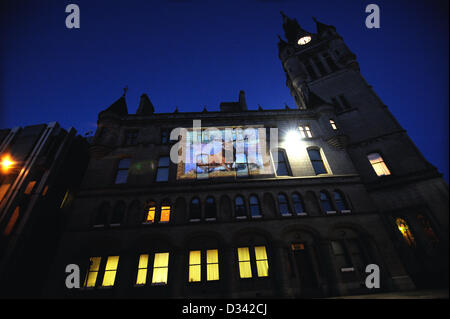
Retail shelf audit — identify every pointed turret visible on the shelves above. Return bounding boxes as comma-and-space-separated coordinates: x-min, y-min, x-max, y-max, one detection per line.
136, 94, 155, 115
313, 17, 337, 36
99, 95, 128, 117
281, 11, 311, 44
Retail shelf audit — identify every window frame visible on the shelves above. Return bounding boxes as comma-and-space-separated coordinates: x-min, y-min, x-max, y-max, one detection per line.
155, 156, 170, 182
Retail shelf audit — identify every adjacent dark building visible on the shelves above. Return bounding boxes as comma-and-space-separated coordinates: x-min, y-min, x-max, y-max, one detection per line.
0, 123, 89, 297
2, 13, 447, 299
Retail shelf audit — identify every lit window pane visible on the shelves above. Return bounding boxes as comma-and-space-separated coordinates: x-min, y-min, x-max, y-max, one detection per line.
84, 257, 101, 288
160, 205, 171, 222
146, 206, 156, 223
152, 253, 169, 284
0, 184, 11, 203
102, 256, 119, 287
255, 246, 269, 277
24, 181, 36, 195
238, 247, 252, 278
206, 249, 219, 281
136, 254, 149, 285
189, 250, 202, 282
396, 218, 416, 247
368, 153, 391, 176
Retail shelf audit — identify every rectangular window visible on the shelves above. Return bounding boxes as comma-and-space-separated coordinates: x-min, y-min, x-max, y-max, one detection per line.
0, 184, 11, 203
368, 153, 391, 176
24, 181, 36, 195
237, 247, 252, 278
156, 156, 170, 182
84, 257, 101, 288
152, 252, 169, 284
124, 130, 139, 145
115, 158, 131, 184
102, 256, 119, 287
145, 204, 156, 223
206, 249, 219, 281
254, 246, 269, 277
305, 126, 312, 138
160, 205, 171, 223
298, 126, 312, 138
136, 254, 149, 285
189, 250, 202, 282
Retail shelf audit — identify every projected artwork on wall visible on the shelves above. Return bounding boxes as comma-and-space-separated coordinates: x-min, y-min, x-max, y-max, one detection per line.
176, 127, 273, 180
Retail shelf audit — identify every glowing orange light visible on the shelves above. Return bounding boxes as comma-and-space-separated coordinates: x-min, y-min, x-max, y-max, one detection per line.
0, 155, 15, 173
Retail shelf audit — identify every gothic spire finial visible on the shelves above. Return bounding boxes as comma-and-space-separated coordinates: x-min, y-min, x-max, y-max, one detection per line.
123, 85, 128, 97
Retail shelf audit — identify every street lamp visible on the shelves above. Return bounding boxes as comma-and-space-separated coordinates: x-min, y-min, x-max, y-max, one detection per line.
0, 154, 15, 173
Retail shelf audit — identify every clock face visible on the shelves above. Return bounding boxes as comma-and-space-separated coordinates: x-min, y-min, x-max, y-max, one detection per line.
298, 36, 312, 45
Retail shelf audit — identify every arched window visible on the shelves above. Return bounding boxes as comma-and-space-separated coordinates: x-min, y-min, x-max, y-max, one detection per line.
333, 191, 350, 213
273, 149, 291, 177
417, 214, 439, 246
205, 197, 217, 220
307, 148, 328, 175
94, 202, 110, 227
190, 197, 202, 221
144, 200, 157, 224
110, 201, 126, 226
249, 195, 262, 218
292, 193, 306, 215
278, 193, 291, 216
396, 218, 416, 247
367, 152, 391, 176
115, 158, 131, 184
235, 196, 247, 219
320, 191, 335, 214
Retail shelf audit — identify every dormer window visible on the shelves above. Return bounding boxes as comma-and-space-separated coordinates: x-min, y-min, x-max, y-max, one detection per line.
298, 36, 311, 45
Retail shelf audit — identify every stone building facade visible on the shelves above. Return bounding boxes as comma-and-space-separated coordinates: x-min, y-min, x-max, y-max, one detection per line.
43, 13, 448, 298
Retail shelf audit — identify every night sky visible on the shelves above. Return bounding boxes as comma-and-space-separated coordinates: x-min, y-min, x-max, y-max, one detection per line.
0, 0, 448, 182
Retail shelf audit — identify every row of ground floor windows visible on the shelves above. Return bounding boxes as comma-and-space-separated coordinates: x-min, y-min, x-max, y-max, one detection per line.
84, 246, 270, 288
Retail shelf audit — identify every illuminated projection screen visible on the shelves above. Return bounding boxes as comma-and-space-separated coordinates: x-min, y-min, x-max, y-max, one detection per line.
176, 126, 273, 180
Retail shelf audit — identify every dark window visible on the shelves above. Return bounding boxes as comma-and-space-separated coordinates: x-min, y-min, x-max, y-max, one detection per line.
249, 195, 262, 218
320, 191, 334, 213
156, 156, 170, 182
205, 197, 217, 220
124, 130, 139, 146
307, 149, 327, 175
278, 193, 291, 216
273, 150, 290, 176
95, 202, 110, 227
161, 130, 168, 144
111, 202, 126, 225
303, 60, 317, 80
235, 196, 247, 218
190, 198, 202, 221
292, 193, 306, 215
417, 214, 439, 246
312, 56, 327, 76
334, 191, 349, 212
331, 240, 353, 268
323, 52, 339, 72
115, 158, 131, 184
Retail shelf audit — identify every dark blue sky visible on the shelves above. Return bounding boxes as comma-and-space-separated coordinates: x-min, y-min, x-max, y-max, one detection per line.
0, 0, 448, 181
